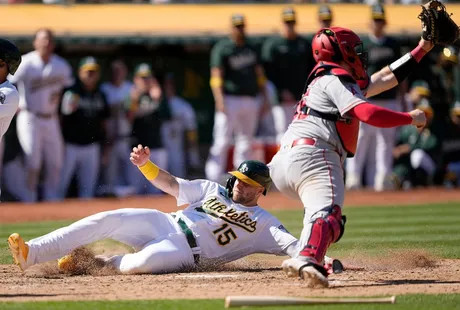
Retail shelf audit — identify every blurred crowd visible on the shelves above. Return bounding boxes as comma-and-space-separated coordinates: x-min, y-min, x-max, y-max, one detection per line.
1, 4, 460, 203
0, 29, 201, 202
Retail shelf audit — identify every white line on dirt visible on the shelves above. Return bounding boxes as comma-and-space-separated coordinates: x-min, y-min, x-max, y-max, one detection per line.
176, 274, 239, 279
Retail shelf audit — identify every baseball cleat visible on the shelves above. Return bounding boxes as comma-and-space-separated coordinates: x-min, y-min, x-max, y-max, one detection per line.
57, 255, 76, 273
282, 258, 329, 288
7, 233, 29, 272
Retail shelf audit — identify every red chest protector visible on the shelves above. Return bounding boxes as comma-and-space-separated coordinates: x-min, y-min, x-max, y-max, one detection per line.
294, 62, 368, 158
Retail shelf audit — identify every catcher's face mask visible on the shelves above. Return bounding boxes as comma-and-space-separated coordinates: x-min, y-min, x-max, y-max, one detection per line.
312, 27, 368, 80
335, 28, 368, 80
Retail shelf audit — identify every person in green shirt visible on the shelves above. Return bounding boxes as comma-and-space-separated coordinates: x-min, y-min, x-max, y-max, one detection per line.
127, 63, 171, 195
261, 7, 314, 105
392, 99, 441, 189
429, 46, 460, 123
317, 5, 333, 30
259, 8, 315, 144
405, 80, 431, 110
346, 4, 406, 192
206, 13, 268, 183
443, 102, 460, 188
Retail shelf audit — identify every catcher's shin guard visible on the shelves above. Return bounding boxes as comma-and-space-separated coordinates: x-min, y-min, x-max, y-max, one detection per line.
299, 205, 346, 263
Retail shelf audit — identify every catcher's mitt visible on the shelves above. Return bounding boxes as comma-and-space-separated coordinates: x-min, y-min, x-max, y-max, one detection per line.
418, 0, 460, 45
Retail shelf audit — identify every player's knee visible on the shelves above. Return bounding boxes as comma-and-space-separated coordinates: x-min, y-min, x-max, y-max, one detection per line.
310, 205, 346, 243
119, 253, 152, 274
327, 205, 346, 243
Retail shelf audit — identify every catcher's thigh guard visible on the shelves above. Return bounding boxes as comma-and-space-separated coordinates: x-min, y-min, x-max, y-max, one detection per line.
298, 205, 346, 263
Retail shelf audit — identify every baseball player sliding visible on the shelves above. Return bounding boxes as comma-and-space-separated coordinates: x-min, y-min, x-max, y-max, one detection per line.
0, 39, 21, 181
8, 146, 342, 275
9, 29, 73, 202
268, 5, 455, 287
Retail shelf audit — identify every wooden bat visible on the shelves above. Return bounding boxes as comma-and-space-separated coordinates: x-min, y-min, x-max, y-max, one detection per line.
224, 295, 396, 308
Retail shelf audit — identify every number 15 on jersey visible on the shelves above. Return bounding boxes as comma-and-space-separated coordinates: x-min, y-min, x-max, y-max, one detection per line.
212, 223, 238, 246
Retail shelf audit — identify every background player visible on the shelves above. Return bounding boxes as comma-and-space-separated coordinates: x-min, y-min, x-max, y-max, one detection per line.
59, 57, 110, 199
346, 4, 406, 191
8, 152, 341, 276
0, 38, 21, 187
261, 8, 315, 144
100, 59, 134, 197
317, 5, 333, 30
9, 28, 73, 202
205, 14, 268, 183
127, 64, 171, 195
269, 26, 432, 288
161, 73, 201, 178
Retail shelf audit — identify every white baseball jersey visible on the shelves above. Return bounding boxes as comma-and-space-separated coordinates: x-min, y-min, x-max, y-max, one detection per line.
174, 178, 299, 263
100, 81, 133, 137
0, 81, 19, 140
9, 51, 73, 114
283, 75, 367, 156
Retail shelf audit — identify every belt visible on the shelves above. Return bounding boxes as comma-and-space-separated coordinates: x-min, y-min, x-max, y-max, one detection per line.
292, 138, 316, 148
291, 137, 341, 156
171, 214, 200, 264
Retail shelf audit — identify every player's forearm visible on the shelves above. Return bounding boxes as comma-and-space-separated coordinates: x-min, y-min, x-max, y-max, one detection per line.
211, 86, 224, 108
366, 39, 433, 98
348, 103, 412, 128
366, 67, 398, 98
138, 161, 180, 197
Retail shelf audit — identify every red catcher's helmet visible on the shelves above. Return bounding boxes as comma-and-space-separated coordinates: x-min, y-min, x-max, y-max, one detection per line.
312, 27, 368, 80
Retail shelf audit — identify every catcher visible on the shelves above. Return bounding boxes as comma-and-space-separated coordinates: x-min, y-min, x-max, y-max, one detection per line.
269, 0, 460, 288
7, 147, 343, 275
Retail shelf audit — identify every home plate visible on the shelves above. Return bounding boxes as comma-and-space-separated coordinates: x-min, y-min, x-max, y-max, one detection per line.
177, 274, 239, 279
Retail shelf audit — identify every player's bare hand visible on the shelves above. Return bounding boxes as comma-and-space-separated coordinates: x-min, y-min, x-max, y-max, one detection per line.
130, 144, 150, 167
409, 109, 427, 129
149, 84, 162, 100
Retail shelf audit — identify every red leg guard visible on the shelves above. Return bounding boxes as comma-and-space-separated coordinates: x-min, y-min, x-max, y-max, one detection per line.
299, 205, 344, 263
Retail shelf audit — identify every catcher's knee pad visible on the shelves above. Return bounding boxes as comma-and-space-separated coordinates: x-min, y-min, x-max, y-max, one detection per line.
299, 205, 346, 262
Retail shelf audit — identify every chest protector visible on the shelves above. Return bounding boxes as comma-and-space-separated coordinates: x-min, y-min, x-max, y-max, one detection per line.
294, 61, 362, 157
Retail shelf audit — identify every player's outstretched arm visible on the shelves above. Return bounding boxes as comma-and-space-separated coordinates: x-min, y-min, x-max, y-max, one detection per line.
365, 38, 434, 98
130, 144, 179, 198
348, 103, 426, 129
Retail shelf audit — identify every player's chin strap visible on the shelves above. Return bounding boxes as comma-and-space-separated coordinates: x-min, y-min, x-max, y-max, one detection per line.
225, 176, 236, 197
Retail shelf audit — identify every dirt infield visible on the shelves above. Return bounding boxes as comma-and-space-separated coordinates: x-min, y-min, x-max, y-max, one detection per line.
1, 188, 460, 302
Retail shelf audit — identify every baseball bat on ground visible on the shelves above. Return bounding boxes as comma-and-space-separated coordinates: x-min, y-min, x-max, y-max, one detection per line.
224, 295, 396, 308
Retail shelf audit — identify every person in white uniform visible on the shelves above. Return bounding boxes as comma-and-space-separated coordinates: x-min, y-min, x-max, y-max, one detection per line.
99, 59, 135, 196
7, 146, 342, 276
0, 38, 21, 193
9, 29, 73, 202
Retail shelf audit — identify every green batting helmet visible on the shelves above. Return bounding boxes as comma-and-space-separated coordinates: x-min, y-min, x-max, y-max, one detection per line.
0, 38, 21, 75
226, 160, 272, 196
